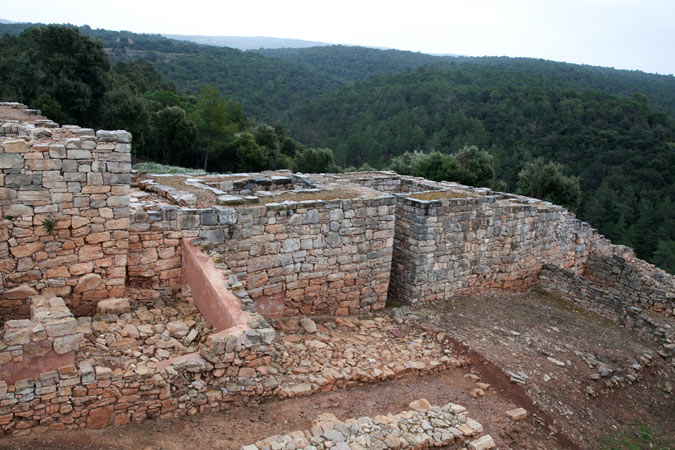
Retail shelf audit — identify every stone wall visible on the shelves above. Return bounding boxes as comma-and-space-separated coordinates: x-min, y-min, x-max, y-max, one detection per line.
221, 197, 396, 317
539, 264, 669, 344
127, 204, 238, 303
0, 122, 131, 319
389, 193, 602, 304
0, 306, 275, 436
583, 250, 675, 315
0, 295, 81, 384
129, 190, 397, 318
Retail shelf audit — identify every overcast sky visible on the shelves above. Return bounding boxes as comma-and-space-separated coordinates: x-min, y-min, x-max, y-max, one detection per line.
3, 0, 674, 75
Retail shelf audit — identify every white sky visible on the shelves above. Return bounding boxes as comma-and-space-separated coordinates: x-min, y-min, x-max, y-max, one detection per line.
3, 0, 674, 75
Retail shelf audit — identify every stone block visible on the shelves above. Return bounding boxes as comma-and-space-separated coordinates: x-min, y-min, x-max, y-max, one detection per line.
201, 209, 218, 226
44, 317, 77, 338
216, 206, 237, 225
48, 144, 66, 158
53, 333, 81, 354
74, 273, 103, 293
3, 139, 29, 153
106, 162, 131, 173
0, 187, 17, 200
2, 283, 37, 299
87, 172, 103, 185
96, 130, 132, 143
177, 214, 199, 229
0, 153, 23, 169
103, 173, 130, 185
199, 229, 225, 244
96, 298, 130, 315
469, 435, 495, 450
505, 408, 528, 421
10, 242, 43, 258
3, 326, 30, 345
79, 361, 95, 384
107, 196, 129, 207
86, 406, 113, 429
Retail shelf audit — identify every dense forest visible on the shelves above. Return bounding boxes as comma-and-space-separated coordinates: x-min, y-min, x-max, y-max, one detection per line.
0, 23, 673, 272
2, 23, 675, 118
0, 25, 328, 174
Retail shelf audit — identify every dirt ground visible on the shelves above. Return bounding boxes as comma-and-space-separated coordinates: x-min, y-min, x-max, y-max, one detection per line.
411, 290, 675, 449
1, 365, 555, 450
2, 290, 673, 449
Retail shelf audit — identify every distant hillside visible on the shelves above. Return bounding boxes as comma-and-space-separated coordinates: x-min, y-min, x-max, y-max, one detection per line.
256, 46, 444, 82
258, 46, 675, 115
0, 19, 13, 24
164, 34, 330, 50
1, 23, 674, 118
0, 22, 342, 121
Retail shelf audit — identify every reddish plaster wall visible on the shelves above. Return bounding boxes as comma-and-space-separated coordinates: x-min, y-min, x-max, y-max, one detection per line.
0, 350, 74, 385
181, 239, 252, 332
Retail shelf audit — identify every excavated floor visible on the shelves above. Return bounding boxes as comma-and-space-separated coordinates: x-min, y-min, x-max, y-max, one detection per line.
2, 290, 674, 449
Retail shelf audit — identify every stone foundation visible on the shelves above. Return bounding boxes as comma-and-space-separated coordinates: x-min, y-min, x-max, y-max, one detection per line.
388, 191, 601, 304
539, 264, 670, 347
243, 399, 493, 450
1, 105, 674, 437
584, 249, 675, 314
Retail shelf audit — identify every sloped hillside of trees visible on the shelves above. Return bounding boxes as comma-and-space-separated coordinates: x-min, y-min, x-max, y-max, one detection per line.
0, 25, 333, 175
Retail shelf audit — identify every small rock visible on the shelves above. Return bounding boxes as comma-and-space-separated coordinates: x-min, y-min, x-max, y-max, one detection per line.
408, 398, 432, 411
505, 408, 528, 421
166, 320, 189, 338
299, 318, 317, 334
470, 388, 485, 398
547, 357, 565, 367
469, 434, 496, 450
464, 373, 480, 382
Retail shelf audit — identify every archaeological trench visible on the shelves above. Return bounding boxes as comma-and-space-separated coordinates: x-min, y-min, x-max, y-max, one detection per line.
0, 102, 673, 449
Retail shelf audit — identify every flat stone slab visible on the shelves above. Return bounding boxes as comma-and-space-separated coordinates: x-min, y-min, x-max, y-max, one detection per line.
217, 194, 246, 205
96, 298, 131, 315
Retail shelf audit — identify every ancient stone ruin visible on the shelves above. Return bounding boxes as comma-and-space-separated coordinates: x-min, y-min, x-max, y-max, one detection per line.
0, 102, 673, 446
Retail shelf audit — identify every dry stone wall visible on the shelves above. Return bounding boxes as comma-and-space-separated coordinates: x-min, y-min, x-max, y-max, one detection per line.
0, 305, 276, 436
584, 250, 675, 315
0, 117, 131, 319
0, 296, 81, 384
389, 193, 602, 304
221, 197, 395, 317
539, 264, 670, 346
128, 205, 224, 303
